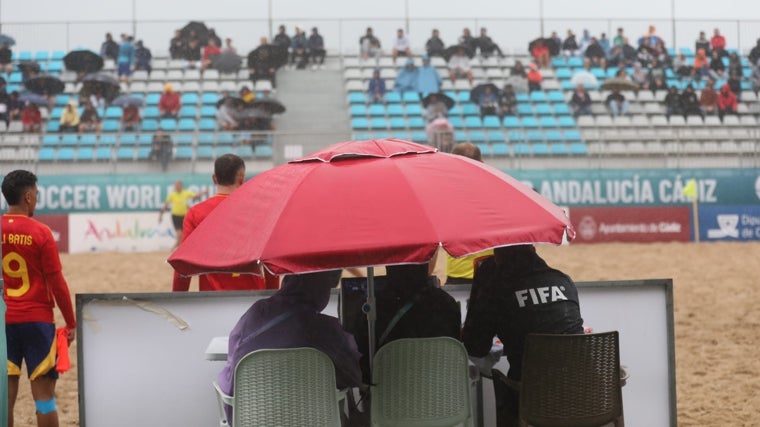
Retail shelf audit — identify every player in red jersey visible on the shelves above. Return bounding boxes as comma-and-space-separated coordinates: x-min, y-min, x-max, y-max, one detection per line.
172, 154, 279, 291
2, 170, 76, 427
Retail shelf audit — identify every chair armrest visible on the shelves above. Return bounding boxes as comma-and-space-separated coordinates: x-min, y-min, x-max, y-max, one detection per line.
620, 365, 630, 387
213, 381, 233, 427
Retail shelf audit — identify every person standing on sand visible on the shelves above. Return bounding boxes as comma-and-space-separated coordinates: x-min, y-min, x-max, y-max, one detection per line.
159, 180, 207, 249
2, 170, 77, 427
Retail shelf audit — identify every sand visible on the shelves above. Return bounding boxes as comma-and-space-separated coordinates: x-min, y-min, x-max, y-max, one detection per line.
8, 242, 760, 426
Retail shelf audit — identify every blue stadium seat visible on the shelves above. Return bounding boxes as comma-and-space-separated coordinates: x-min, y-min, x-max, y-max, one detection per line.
234, 145, 254, 158
46, 121, 60, 133
410, 131, 428, 142
56, 148, 75, 161
522, 117, 539, 128
548, 91, 566, 103
50, 107, 64, 120
141, 120, 158, 132
534, 103, 553, 115
483, 116, 501, 128
200, 105, 216, 117
606, 67, 619, 78
407, 117, 425, 129
517, 104, 534, 115
145, 93, 161, 105
198, 119, 216, 131
179, 106, 197, 119
77, 147, 94, 161
527, 130, 544, 142
476, 143, 490, 156
545, 130, 564, 142
197, 145, 214, 159
553, 104, 571, 115
555, 68, 572, 79
172, 146, 192, 159
503, 116, 520, 128
196, 133, 214, 145
201, 92, 218, 105
55, 95, 71, 106
561, 81, 576, 91
563, 130, 582, 142
136, 147, 152, 160
102, 120, 120, 132
371, 132, 390, 139
176, 133, 194, 145
160, 119, 177, 131
530, 91, 547, 102
539, 117, 559, 128
464, 116, 483, 128
569, 142, 588, 155
405, 103, 422, 115
515, 93, 530, 103
389, 131, 410, 139
487, 131, 506, 143
368, 104, 386, 116
402, 91, 419, 103
448, 104, 462, 116
567, 57, 583, 68
385, 92, 402, 103
143, 106, 160, 119
8, 72, 22, 84
350, 104, 367, 116
532, 143, 550, 155
370, 117, 388, 130
448, 116, 464, 128
33, 51, 50, 61
590, 68, 606, 79
79, 134, 98, 145
454, 131, 468, 142
351, 117, 369, 130
389, 117, 407, 129
38, 148, 56, 161
348, 92, 366, 104
116, 147, 135, 160
104, 106, 121, 119
255, 144, 274, 158
491, 142, 510, 156
16, 51, 32, 61
61, 134, 79, 145
508, 131, 525, 142
95, 147, 113, 161
550, 143, 569, 155
42, 135, 60, 146
181, 93, 199, 104
178, 119, 196, 131
557, 116, 576, 127
217, 133, 235, 145
387, 104, 404, 116
513, 143, 531, 155
122, 132, 140, 145
468, 131, 486, 142
461, 103, 479, 116
100, 135, 117, 146
133, 134, 151, 146
551, 57, 567, 67
51, 50, 66, 60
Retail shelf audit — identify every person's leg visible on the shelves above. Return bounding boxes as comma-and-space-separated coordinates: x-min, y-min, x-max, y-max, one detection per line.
30, 376, 58, 427
8, 375, 19, 427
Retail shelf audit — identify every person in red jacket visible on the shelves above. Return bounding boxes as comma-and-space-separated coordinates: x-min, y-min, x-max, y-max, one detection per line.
716, 83, 738, 122
158, 83, 181, 119
710, 28, 727, 58
2, 170, 77, 427
172, 154, 279, 292
21, 102, 42, 133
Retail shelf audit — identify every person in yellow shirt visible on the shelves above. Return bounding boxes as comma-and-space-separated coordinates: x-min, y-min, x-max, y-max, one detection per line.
59, 101, 80, 132
159, 180, 207, 248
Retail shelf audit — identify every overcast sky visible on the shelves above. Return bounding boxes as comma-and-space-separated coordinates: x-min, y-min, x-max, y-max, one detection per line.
2, 0, 759, 53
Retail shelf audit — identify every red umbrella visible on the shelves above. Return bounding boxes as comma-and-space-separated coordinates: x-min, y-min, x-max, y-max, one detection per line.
168, 138, 573, 276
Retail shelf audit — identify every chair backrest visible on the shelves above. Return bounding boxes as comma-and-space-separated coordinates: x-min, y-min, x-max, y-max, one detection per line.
233, 347, 343, 427
371, 337, 472, 427
519, 331, 624, 427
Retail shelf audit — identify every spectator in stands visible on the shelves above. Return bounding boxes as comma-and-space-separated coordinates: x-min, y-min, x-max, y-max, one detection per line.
639, 25, 663, 49
307, 27, 326, 70
608, 37, 636, 68
169, 29, 185, 60
0, 42, 12, 75
727, 70, 742, 101
692, 48, 710, 81
612, 28, 625, 47
359, 27, 381, 61
569, 83, 592, 117
477, 85, 499, 118
184, 30, 203, 69
366, 68, 386, 103
711, 28, 728, 58
510, 60, 527, 77
216, 98, 239, 131
59, 100, 79, 133
700, 79, 718, 116
274, 25, 291, 51
117, 34, 136, 83
499, 84, 518, 116
549, 31, 563, 49
647, 61, 668, 94
681, 84, 704, 121
531, 39, 551, 69
664, 85, 684, 121
201, 38, 221, 74
717, 83, 738, 122
458, 28, 477, 54
248, 37, 278, 88
417, 55, 442, 94
584, 37, 607, 70
426, 29, 445, 58
134, 40, 152, 76
150, 129, 173, 171
752, 65, 760, 95
695, 31, 711, 57
448, 46, 473, 86
709, 50, 726, 81
653, 40, 671, 68
636, 38, 654, 66
100, 32, 119, 62
526, 63, 542, 92
21, 102, 41, 133
89, 89, 107, 112
728, 52, 743, 77
605, 88, 629, 117
578, 29, 593, 55
392, 28, 412, 65
629, 63, 648, 90
424, 94, 449, 122
290, 27, 309, 69
749, 38, 760, 69
395, 58, 418, 92
0, 87, 9, 130
673, 52, 692, 78
78, 102, 102, 134
7, 91, 22, 123
598, 33, 611, 55
221, 38, 237, 55
476, 28, 504, 58
426, 117, 454, 153
158, 84, 181, 119
562, 30, 580, 57
120, 104, 141, 131
240, 86, 255, 104
207, 28, 222, 48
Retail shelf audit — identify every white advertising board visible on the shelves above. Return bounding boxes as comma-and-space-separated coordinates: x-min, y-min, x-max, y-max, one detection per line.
68, 212, 176, 253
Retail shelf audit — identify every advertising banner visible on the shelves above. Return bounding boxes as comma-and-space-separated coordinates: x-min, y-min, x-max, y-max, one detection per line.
36, 215, 70, 253
68, 212, 177, 253
698, 205, 760, 242
569, 207, 692, 243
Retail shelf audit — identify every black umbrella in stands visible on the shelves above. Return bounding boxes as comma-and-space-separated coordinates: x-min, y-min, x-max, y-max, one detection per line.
249, 98, 286, 115
421, 92, 455, 110
0, 34, 15, 47
64, 50, 103, 73
211, 52, 242, 74
469, 83, 500, 103
80, 73, 120, 102
442, 44, 475, 62
216, 96, 246, 109
180, 21, 209, 44
24, 74, 65, 95
110, 95, 145, 108
528, 37, 560, 56
248, 44, 289, 70
18, 92, 50, 106
17, 61, 40, 75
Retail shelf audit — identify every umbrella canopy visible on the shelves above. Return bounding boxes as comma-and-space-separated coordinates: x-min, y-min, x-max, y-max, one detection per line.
247, 44, 289, 69
250, 98, 286, 115
469, 83, 500, 103
180, 21, 209, 44
110, 95, 144, 108
23, 74, 65, 95
63, 50, 103, 73
0, 34, 15, 47
570, 71, 599, 89
80, 73, 120, 102
211, 52, 242, 74
216, 96, 247, 109
442, 44, 475, 62
504, 75, 529, 93
17, 61, 40, 75
169, 138, 574, 277
528, 37, 560, 56
421, 92, 455, 110
18, 93, 49, 106
601, 77, 639, 92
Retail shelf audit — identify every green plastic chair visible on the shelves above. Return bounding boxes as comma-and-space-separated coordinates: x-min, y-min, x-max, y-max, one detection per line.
213, 347, 345, 427
371, 337, 474, 427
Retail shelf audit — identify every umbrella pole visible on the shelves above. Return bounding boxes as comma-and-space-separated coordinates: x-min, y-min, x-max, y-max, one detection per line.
365, 266, 377, 375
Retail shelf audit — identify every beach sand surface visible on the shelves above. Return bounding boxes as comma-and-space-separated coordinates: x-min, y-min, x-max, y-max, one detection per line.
8, 242, 760, 426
